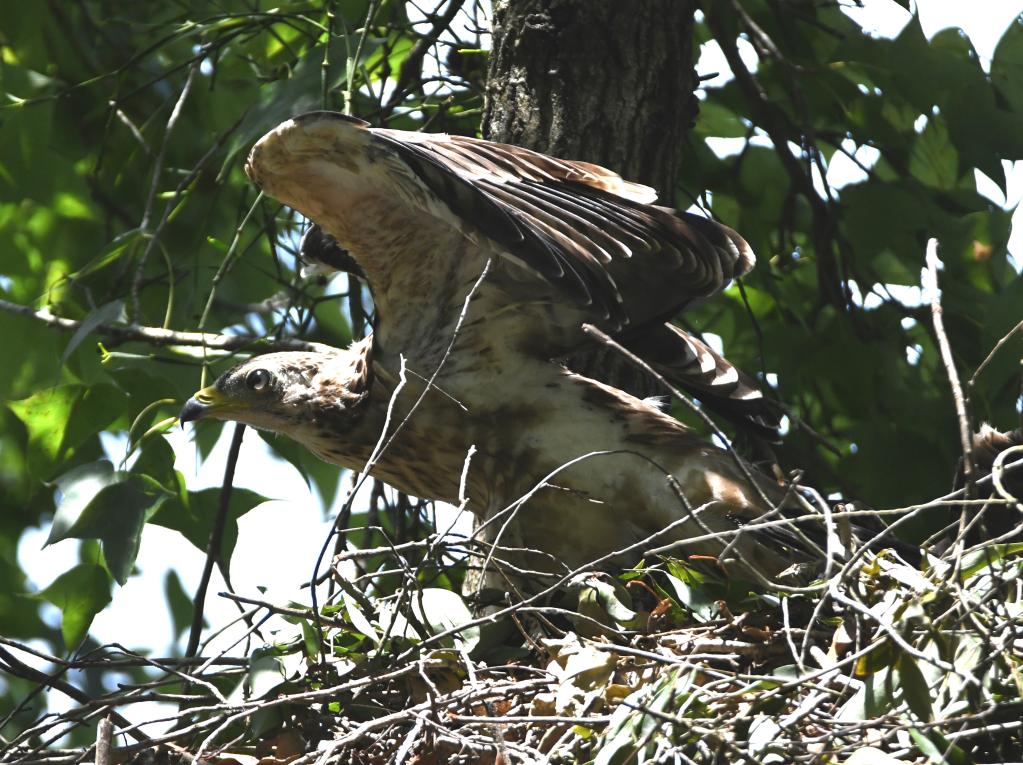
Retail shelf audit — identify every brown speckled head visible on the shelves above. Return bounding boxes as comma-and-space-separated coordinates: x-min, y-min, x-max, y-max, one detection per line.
179, 341, 373, 439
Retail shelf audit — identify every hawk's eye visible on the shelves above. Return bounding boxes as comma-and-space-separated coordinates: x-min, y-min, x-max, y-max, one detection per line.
245, 369, 272, 391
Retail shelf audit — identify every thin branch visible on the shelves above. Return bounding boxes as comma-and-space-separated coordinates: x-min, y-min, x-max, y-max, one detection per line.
94, 716, 112, 765
378, 0, 467, 119
970, 317, 1023, 391
0, 297, 334, 354
131, 61, 200, 322
185, 423, 246, 658
0, 646, 149, 747
580, 323, 778, 512
706, 6, 849, 312
923, 239, 974, 496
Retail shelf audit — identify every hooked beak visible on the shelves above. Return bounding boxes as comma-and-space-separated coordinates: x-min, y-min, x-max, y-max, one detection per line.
179, 386, 229, 425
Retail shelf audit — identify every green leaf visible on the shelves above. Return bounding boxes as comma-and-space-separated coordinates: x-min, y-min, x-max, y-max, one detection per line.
46, 461, 119, 544
342, 589, 379, 643
596, 670, 687, 765
696, 99, 749, 138
378, 588, 479, 651
8, 385, 79, 477
908, 727, 971, 765
247, 650, 292, 701
9, 384, 128, 478
838, 181, 928, 285
62, 384, 127, 456
150, 487, 265, 565
130, 435, 185, 498
909, 117, 959, 190
0, 96, 56, 201
92, 481, 153, 584
839, 665, 896, 722
47, 460, 164, 584
37, 563, 112, 648
60, 301, 125, 369
258, 430, 340, 506
65, 231, 141, 281
662, 569, 718, 622
224, 37, 357, 165
959, 543, 1023, 580
300, 619, 320, 659
569, 573, 641, 635
164, 569, 198, 642
896, 652, 933, 723
890, 16, 944, 114
992, 16, 1023, 114
844, 748, 908, 765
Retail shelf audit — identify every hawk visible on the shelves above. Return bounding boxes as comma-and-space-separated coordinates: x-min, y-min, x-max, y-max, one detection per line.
180, 112, 817, 582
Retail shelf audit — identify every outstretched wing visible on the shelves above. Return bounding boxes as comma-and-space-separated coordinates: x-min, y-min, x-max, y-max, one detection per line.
371, 127, 753, 331
246, 112, 777, 434
246, 111, 751, 339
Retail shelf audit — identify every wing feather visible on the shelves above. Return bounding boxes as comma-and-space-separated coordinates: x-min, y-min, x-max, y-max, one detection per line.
253, 114, 744, 329
248, 113, 753, 333
445, 134, 658, 202
623, 324, 783, 439
369, 127, 750, 330
247, 112, 774, 434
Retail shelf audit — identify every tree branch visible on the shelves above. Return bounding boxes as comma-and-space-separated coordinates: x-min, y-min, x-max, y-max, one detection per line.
706, 6, 850, 313
0, 297, 336, 354
0, 645, 149, 746
185, 423, 246, 658
923, 240, 974, 495
378, 0, 467, 119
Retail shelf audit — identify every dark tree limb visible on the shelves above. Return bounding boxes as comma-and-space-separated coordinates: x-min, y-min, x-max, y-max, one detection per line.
185, 423, 246, 658
705, 6, 851, 314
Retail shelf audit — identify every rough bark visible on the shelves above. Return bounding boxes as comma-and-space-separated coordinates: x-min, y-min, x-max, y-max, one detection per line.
482, 0, 698, 202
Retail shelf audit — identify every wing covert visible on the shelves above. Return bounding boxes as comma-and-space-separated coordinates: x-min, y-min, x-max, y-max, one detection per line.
373, 129, 754, 331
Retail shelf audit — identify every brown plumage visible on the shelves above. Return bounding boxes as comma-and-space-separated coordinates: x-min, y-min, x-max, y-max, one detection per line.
182, 112, 817, 583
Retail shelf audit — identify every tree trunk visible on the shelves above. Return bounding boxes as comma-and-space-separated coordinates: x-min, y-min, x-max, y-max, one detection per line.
482, 0, 698, 202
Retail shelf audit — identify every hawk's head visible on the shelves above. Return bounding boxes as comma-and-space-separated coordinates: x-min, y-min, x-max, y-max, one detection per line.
179, 347, 372, 441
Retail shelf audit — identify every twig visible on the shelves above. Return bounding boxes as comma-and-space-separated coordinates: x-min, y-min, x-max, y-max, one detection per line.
706, 7, 848, 311
218, 592, 346, 626
0, 637, 247, 669
923, 239, 974, 495
185, 423, 246, 658
970, 317, 1023, 390
992, 445, 1023, 504
343, 0, 380, 117
580, 323, 780, 514
131, 60, 200, 322
0, 297, 334, 353
0, 646, 149, 746
309, 259, 492, 646
94, 717, 112, 765
378, 0, 467, 119
448, 714, 612, 725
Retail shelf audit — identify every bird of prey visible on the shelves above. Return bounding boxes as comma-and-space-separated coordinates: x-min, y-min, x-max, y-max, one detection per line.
180, 112, 817, 582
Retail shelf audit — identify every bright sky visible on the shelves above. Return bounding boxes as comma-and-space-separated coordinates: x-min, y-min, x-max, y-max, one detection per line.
12, 0, 1023, 736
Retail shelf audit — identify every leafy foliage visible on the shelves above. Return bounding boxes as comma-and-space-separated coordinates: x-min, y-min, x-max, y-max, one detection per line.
0, 0, 1021, 762
686, 6, 1023, 512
